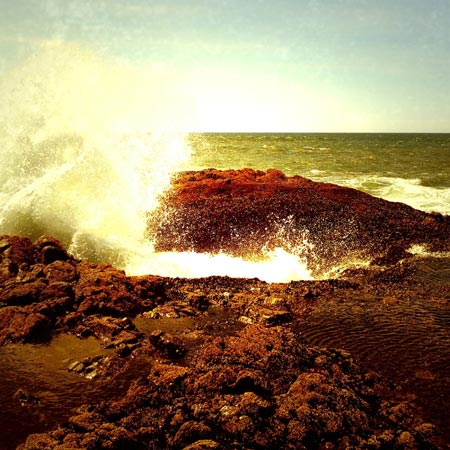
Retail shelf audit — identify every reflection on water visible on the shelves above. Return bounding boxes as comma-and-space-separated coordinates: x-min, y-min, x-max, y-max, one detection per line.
0, 335, 102, 449
133, 306, 239, 337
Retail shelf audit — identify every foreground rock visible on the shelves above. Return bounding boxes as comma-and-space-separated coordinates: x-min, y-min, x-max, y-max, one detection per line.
17, 325, 439, 449
1, 170, 449, 448
148, 168, 450, 272
1, 235, 448, 448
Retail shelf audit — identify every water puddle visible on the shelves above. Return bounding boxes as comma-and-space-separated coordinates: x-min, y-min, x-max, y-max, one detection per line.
296, 279, 450, 442
0, 334, 147, 450
133, 306, 243, 364
0, 307, 241, 449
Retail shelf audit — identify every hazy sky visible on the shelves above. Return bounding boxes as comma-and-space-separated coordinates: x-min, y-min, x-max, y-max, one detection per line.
2, 0, 450, 132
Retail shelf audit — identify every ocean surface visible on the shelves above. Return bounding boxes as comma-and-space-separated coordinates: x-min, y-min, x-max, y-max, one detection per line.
187, 132, 450, 216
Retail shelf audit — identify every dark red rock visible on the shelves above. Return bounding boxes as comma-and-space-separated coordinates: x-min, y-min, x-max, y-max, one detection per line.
13, 388, 41, 406
32, 236, 72, 264
0, 237, 167, 344
149, 329, 187, 358
0, 308, 51, 344
0, 279, 47, 306
0, 236, 35, 282
2, 168, 450, 448
148, 169, 450, 272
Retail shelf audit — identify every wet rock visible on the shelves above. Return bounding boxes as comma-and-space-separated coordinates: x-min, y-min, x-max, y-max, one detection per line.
68, 360, 85, 374
68, 411, 104, 432
75, 262, 135, 316
104, 330, 139, 349
171, 421, 212, 449
0, 309, 51, 344
245, 305, 292, 326
13, 323, 442, 449
68, 354, 125, 380
17, 434, 59, 449
148, 169, 450, 271
13, 388, 41, 406
0, 236, 35, 282
33, 236, 71, 264
130, 274, 167, 305
43, 260, 78, 282
182, 440, 221, 450
0, 280, 47, 306
187, 292, 210, 312
147, 304, 182, 319
149, 329, 187, 358
0, 237, 169, 344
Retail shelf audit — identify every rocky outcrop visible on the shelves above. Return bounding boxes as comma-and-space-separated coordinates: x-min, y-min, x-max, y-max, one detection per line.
17, 324, 440, 449
1, 234, 448, 448
148, 169, 450, 273
0, 235, 165, 345
2, 169, 450, 448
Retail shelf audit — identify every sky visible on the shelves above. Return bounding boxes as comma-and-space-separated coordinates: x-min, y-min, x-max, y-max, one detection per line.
1, 0, 450, 132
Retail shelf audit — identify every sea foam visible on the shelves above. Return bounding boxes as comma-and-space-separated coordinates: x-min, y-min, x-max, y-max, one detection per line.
0, 41, 312, 282
342, 176, 450, 216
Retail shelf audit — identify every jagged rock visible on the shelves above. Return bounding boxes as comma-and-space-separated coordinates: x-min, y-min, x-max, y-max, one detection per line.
33, 236, 71, 264
148, 169, 450, 272
149, 329, 187, 358
13, 388, 41, 406
17, 324, 441, 449
2, 169, 450, 448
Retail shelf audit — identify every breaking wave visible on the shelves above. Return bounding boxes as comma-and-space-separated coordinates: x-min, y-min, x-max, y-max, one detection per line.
337, 175, 450, 216
0, 41, 312, 282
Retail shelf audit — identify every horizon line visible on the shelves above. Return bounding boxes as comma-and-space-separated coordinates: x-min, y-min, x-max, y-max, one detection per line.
183, 131, 450, 134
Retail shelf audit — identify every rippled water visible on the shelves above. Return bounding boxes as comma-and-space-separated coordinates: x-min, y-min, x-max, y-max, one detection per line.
297, 258, 450, 443
1, 260, 449, 448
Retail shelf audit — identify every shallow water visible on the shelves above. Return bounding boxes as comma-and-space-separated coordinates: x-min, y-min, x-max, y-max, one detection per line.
0, 335, 147, 450
0, 308, 239, 450
297, 258, 450, 443
1, 260, 449, 448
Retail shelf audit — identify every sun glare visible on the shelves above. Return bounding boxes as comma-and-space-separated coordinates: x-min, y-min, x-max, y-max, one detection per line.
183, 68, 356, 133
184, 68, 300, 132
193, 88, 281, 132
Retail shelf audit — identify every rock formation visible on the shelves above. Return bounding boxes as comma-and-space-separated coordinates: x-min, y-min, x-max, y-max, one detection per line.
148, 169, 450, 273
1, 169, 449, 448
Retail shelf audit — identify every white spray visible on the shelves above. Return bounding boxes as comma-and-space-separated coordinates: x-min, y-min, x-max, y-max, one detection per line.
0, 41, 312, 282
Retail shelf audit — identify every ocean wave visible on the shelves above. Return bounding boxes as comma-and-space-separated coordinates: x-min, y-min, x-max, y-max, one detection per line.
0, 41, 193, 270
314, 175, 450, 216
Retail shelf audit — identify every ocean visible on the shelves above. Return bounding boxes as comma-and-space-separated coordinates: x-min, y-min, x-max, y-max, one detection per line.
1, 130, 449, 281
1, 43, 448, 281
187, 132, 450, 216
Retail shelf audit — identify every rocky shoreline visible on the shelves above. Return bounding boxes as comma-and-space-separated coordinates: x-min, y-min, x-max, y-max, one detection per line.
148, 168, 449, 272
1, 169, 450, 449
